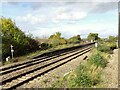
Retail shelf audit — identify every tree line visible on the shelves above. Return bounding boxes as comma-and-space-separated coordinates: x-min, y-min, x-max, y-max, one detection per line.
0, 17, 118, 61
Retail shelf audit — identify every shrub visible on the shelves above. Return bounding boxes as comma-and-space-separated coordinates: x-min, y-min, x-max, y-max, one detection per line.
51, 58, 103, 88
49, 32, 67, 47
107, 42, 117, 50
74, 64, 93, 87
67, 35, 81, 44
88, 53, 107, 68
108, 36, 117, 42
41, 43, 52, 50
68, 63, 101, 88
97, 44, 113, 54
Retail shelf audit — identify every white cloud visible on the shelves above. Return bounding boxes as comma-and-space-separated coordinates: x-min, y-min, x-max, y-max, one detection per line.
15, 6, 88, 25
55, 11, 87, 20
32, 21, 117, 38
50, 6, 87, 23
16, 14, 45, 24
15, 2, 117, 25
12, 2, 117, 38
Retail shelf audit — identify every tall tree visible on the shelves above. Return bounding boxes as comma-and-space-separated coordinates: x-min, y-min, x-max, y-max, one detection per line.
1, 17, 39, 60
87, 33, 99, 42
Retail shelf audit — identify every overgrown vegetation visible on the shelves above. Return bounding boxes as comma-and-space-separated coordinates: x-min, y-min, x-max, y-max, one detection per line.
51, 50, 108, 88
51, 39, 117, 88
97, 45, 112, 53
40, 43, 52, 50
87, 53, 107, 68
48, 32, 81, 47
97, 37, 117, 54
87, 33, 100, 42
73, 64, 102, 87
1, 17, 39, 61
49, 32, 67, 47
107, 42, 117, 50
67, 35, 81, 44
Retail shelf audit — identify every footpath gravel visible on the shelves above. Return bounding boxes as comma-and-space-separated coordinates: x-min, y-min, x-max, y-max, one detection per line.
101, 49, 118, 88
18, 50, 92, 88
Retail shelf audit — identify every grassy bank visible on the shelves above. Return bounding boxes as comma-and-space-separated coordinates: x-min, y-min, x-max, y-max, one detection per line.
51, 42, 116, 88
51, 51, 108, 88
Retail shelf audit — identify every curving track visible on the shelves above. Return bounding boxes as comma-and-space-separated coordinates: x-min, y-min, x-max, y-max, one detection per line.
0, 43, 95, 89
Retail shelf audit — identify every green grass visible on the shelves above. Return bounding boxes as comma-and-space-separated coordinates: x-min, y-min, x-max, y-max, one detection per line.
97, 41, 117, 54
51, 47, 109, 88
51, 62, 102, 88
87, 53, 108, 68
97, 45, 112, 54
46, 42, 114, 88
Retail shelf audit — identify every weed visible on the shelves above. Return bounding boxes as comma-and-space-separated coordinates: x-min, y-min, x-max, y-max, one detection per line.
97, 45, 112, 54
88, 53, 107, 68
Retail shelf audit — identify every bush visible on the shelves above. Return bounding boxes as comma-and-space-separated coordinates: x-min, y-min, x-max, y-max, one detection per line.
66, 63, 101, 88
74, 64, 94, 87
74, 73, 94, 87
49, 32, 67, 47
97, 44, 113, 54
41, 43, 52, 50
88, 53, 107, 68
107, 42, 117, 50
67, 35, 81, 44
97, 42, 117, 54
51, 54, 104, 88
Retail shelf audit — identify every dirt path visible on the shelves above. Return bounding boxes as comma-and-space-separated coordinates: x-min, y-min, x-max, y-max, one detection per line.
100, 49, 118, 88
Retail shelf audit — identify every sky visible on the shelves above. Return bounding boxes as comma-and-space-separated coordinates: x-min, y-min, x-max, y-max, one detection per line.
1, 0, 119, 39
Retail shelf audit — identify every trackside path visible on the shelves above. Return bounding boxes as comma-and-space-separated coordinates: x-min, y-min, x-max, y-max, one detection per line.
101, 49, 118, 88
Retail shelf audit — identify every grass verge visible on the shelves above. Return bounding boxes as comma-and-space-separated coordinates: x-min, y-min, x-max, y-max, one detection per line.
51, 45, 111, 88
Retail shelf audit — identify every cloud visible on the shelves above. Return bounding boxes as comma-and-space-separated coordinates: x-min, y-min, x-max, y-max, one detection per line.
18, 2, 118, 14
3, 1, 117, 38
15, 4, 88, 25
90, 2, 118, 13
9, 2, 118, 25
54, 11, 87, 21
16, 14, 45, 24
30, 21, 117, 38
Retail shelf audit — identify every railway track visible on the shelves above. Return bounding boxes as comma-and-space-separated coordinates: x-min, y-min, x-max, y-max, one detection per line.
1, 43, 94, 89
0, 48, 81, 75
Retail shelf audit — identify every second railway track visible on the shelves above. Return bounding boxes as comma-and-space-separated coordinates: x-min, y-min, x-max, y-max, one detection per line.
1, 43, 95, 89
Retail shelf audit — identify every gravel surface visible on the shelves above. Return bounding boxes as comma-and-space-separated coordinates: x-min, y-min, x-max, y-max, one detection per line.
100, 49, 118, 88
18, 50, 92, 88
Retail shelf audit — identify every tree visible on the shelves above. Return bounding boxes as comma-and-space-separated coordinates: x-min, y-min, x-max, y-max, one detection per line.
68, 35, 81, 44
49, 32, 66, 47
1, 17, 39, 60
108, 36, 117, 42
87, 33, 99, 42
60, 38, 67, 45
